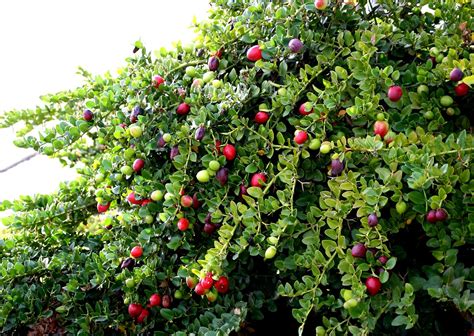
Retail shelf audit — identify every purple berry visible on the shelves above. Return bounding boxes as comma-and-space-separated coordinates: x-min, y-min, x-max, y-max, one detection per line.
208, 56, 219, 71
170, 146, 179, 160
331, 159, 344, 176
367, 213, 378, 227
195, 126, 206, 141
351, 243, 367, 258
203, 223, 217, 234
157, 136, 166, 148
288, 38, 304, 53
449, 68, 464, 82
216, 168, 229, 186
83, 109, 93, 121
378, 255, 388, 265
435, 208, 448, 222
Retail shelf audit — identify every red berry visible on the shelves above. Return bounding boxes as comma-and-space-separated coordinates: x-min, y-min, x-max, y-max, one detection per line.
180, 195, 193, 208
140, 199, 152, 207
152, 75, 165, 88
177, 218, 190, 231
426, 210, 437, 223
127, 192, 143, 205
388, 85, 403, 102
186, 276, 198, 289
176, 103, 190, 115
214, 276, 229, 294
247, 45, 262, 62
194, 282, 207, 296
255, 111, 269, 124
454, 83, 469, 96
294, 130, 308, 145
435, 208, 448, 222
132, 159, 145, 173
351, 243, 367, 258
97, 202, 110, 213
201, 276, 214, 290
128, 303, 143, 318
192, 193, 201, 209
136, 308, 149, 324
215, 140, 222, 154
251, 173, 267, 188
374, 121, 389, 138
203, 223, 217, 234
222, 144, 236, 160
149, 293, 161, 307
298, 102, 313, 116
83, 109, 93, 121
161, 295, 171, 308
365, 276, 382, 296
130, 246, 143, 258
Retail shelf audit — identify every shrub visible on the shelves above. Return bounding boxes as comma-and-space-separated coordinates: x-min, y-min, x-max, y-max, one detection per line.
1, 0, 473, 335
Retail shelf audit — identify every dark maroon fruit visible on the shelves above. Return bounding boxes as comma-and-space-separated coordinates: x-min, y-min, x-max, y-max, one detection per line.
216, 168, 229, 186
435, 208, 448, 222
351, 243, 367, 258
120, 258, 136, 270
157, 135, 166, 148
170, 146, 179, 160
192, 193, 200, 209
378, 255, 388, 265
426, 210, 437, 223
130, 106, 143, 123
195, 126, 206, 141
367, 213, 378, 227
83, 109, 93, 121
331, 159, 344, 176
240, 184, 248, 197
203, 223, 217, 234
208, 56, 219, 71
204, 212, 212, 224
161, 295, 171, 308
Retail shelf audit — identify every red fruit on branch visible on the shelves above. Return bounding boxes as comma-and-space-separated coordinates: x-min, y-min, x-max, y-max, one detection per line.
201, 276, 214, 290
177, 218, 190, 231
374, 120, 389, 138
247, 45, 262, 62
127, 192, 143, 205
136, 308, 149, 324
435, 208, 448, 222
180, 195, 193, 208
298, 102, 313, 116
132, 159, 145, 173
152, 75, 165, 88
130, 246, 143, 258
255, 111, 269, 124
222, 144, 236, 160
365, 276, 382, 296
83, 109, 93, 121
214, 276, 229, 294
251, 173, 267, 188
388, 85, 403, 102
426, 210, 437, 223
176, 103, 190, 116
294, 130, 308, 145
161, 295, 171, 308
454, 83, 469, 96
186, 276, 198, 289
97, 202, 110, 213
149, 293, 161, 307
194, 282, 207, 296
128, 303, 143, 318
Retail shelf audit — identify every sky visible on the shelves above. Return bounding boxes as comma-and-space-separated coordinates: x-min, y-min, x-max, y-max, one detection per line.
0, 0, 210, 203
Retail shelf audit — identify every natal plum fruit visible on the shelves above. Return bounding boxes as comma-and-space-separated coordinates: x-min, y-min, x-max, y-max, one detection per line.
128, 303, 143, 318
247, 45, 262, 61
367, 213, 378, 227
426, 209, 437, 223
365, 276, 382, 296
176, 103, 191, 115
83, 109, 93, 121
388, 85, 403, 102
288, 38, 304, 53
450, 68, 464, 82
351, 243, 367, 258
251, 173, 267, 188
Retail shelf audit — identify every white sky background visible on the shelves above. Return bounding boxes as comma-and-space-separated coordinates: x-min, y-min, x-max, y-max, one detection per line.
0, 0, 210, 203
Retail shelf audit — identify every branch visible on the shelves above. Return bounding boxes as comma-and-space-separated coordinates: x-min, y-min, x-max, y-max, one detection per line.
0, 153, 39, 173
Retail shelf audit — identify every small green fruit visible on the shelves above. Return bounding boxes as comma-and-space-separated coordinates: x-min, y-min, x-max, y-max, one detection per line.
277, 88, 287, 96
212, 80, 223, 88
125, 278, 135, 288
417, 85, 429, 95
265, 246, 277, 259
396, 201, 407, 214
342, 289, 353, 301
164, 193, 175, 201
320, 141, 332, 154
174, 290, 183, 299
197, 170, 210, 183
121, 166, 134, 175
309, 139, 321, 150
159, 212, 168, 222
376, 113, 385, 121
185, 66, 197, 77
203, 72, 215, 83
268, 236, 278, 245
208, 160, 220, 171
446, 107, 455, 116
440, 95, 453, 107
315, 326, 326, 336
95, 173, 105, 183
144, 215, 154, 224
423, 111, 434, 120
162, 133, 172, 143
124, 148, 135, 160
129, 125, 143, 138
343, 298, 359, 309
151, 190, 164, 201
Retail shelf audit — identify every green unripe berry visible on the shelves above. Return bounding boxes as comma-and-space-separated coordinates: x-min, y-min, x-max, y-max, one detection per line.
264, 246, 277, 259
208, 160, 220, 171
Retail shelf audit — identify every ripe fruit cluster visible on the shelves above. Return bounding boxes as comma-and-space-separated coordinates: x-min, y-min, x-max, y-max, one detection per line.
186, 274, 230, 302
426, 208, 448, 223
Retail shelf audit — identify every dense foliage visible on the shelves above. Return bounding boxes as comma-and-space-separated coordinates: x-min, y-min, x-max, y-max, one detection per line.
1, 0, 473, 335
